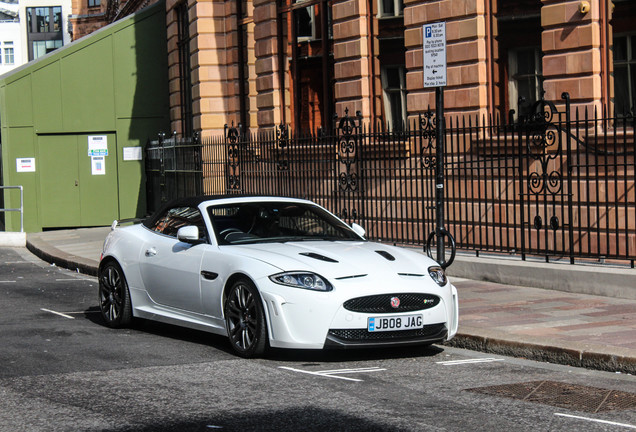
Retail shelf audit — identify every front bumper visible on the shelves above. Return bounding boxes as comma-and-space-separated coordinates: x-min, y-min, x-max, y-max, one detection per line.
324, 323, 448, 349
259, 277, 458, 350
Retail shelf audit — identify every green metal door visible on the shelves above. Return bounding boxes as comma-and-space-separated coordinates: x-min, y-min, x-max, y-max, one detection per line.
38, 134, 119, 228
39, 135, 81, 227
79, 133, 119, 225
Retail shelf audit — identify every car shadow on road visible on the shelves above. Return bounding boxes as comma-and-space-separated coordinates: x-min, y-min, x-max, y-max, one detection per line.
266, 344, 445, 363
83, 306, 236, 355
101, 406, 409, 432
84, 306, 447, 362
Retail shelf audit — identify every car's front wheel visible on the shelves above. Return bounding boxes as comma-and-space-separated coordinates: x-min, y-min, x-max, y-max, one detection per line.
98, 261, 133, 328
224, 278, 268, 358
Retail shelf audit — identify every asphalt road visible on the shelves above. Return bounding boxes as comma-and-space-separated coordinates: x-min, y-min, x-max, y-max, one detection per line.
1, 247, 635, 432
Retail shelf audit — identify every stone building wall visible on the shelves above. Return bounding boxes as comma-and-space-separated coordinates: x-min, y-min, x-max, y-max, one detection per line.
404, 0, 490, 120
164, 0, 625, 135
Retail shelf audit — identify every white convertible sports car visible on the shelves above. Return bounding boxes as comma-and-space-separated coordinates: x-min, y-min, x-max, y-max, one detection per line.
99, 196, 458, 357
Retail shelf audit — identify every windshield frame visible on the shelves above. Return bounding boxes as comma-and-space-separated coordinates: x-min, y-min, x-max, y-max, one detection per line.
206, 201, 364, 246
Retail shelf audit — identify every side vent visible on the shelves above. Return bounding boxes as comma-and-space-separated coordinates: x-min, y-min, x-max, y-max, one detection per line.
375, 250, 396, 261
299, 252, 338, 263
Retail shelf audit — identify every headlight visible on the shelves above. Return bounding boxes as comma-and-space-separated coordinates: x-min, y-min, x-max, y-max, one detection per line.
428, 266, 447, 287
269, 272, 333, 292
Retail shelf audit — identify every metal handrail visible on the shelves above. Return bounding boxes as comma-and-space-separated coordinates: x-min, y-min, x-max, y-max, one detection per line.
0, 186, 23, 232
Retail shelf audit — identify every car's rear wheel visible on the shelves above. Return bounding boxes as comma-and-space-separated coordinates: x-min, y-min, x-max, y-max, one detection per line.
224, 278, 268, 358
98, 261, 133, 328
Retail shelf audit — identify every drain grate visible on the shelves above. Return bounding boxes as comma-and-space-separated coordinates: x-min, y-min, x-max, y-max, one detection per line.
467, 380, 636, 413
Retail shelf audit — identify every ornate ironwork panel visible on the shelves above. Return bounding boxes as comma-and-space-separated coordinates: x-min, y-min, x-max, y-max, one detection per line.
276, 123, 289, 172
419, 111, 437, 169
336, 109, 360, 192
225, 123, 241, 191
334, 109, 363, 223
518, 99, 569, 260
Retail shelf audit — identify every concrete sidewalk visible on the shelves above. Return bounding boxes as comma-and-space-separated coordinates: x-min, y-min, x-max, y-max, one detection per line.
23, 226, 636, 374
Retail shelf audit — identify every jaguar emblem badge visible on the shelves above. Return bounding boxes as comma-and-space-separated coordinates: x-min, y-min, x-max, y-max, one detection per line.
390, 297, 400, 308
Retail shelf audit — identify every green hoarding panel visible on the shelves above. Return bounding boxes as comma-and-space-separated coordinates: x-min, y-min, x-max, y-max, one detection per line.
33, 62, 63, 133
4, 127, 37, 232
61, 37, 116, 132
116, 117, 161, 219
5, 75, 33, 127
114, 14, 169, 119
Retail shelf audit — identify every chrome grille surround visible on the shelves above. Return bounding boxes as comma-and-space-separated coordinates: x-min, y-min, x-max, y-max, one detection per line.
343, 293, 440, 313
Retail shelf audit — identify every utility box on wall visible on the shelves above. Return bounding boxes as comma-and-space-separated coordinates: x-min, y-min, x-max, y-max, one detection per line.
0, 1, 169, 232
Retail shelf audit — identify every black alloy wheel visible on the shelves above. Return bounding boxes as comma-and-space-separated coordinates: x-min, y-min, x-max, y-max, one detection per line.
224, 278, 268, 358
98, 261, 133, 328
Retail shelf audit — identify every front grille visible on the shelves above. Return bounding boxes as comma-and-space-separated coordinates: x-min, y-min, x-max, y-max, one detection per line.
343, 293, 440, 313
328, 323, 446, 342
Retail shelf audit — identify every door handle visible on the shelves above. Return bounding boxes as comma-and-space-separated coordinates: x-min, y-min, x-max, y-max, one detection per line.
145, 248, 157, 257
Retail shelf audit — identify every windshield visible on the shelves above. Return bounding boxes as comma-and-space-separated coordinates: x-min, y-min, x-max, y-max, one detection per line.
207, 201, 362, 245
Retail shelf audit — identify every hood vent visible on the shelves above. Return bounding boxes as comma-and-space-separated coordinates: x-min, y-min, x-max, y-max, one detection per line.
335, 274, 367, 280
299, 252, 338, 263
375, 250, 396, 261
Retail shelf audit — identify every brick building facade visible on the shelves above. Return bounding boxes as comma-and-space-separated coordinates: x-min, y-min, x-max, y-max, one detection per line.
165, 0, 634, 137
70, 0, 158, 41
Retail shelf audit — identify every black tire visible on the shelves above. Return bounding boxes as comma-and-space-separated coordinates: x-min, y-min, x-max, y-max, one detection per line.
98, 261, 133, 328
224, 278, 268, 358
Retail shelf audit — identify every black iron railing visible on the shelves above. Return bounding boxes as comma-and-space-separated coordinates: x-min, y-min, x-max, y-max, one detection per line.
147, 101, 636, 266
146, 132, 203, 213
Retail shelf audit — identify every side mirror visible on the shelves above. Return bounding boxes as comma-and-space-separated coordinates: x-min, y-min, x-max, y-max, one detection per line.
177, 226, 200, 244
351, 223, 366, 238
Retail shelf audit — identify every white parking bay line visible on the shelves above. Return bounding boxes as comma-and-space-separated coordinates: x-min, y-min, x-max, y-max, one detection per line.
316, 367, 387, 375
436, 358, 504, 366
279, 366, 386, 382
554, 413, 636, 429
55, 278, 94, 282
40, 308, 75, 320
0, 280, 16, 283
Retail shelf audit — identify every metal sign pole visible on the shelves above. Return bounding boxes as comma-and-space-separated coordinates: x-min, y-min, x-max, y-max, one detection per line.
423, 21, 455, 268
435, 86, 445, 264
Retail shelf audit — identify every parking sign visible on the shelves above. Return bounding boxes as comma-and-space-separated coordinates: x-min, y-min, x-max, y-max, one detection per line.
423, 22, 447, 87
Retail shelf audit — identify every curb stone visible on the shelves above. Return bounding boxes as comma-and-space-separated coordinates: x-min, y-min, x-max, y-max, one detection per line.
0, 232, 26, 247
26, 239, 98, 276
447, 333, 636, 375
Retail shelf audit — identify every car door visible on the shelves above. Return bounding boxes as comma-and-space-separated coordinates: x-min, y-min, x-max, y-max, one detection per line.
139, 206, 208, 313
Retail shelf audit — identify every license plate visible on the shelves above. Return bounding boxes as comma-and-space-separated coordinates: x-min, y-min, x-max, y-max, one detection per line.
368, 314, 423, 332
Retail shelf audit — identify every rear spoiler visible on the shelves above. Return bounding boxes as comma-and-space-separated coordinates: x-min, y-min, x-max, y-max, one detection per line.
111, 217, 146, 230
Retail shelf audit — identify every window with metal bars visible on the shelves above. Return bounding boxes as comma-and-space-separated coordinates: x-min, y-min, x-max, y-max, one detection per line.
508, 47, 542, 119
378, 0, 404, 17
613, 34, 636, 113
277, 0, 334, 131
381, 66, 407, 130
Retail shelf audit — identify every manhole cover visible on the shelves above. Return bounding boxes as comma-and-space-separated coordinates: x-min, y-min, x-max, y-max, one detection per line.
467, 380, 636, 413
